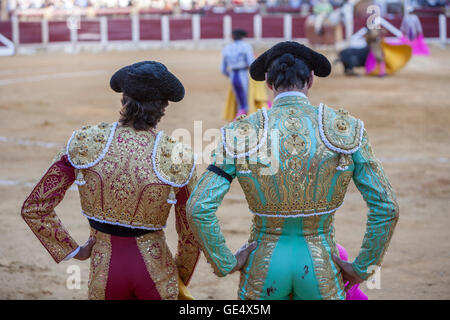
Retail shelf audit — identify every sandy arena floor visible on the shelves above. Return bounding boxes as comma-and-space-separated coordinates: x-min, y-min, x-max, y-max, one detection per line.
0, 45, 449, 300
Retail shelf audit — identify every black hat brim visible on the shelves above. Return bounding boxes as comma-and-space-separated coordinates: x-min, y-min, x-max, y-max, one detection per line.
250, 41, 331, 81
110, 61, 185, 103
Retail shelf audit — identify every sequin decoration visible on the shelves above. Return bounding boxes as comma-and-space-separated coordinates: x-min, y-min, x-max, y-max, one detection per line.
136, 231, 178, 300
21, 155, 79, 263
88, 229, 112, 300
319, 104, 364, 154
73, 126, 191, 230
238, 217, 283, 299
235, 101, 351, 217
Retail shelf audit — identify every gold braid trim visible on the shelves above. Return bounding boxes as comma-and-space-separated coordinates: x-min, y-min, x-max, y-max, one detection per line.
67, 122, 115, 168
238, 217, 283, 300
320, 104, 363, 153
135, 231, 178, 300
88, 229, 112, 300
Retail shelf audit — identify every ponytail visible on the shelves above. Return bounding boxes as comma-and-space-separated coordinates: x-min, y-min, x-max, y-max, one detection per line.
266, 53, 311, 91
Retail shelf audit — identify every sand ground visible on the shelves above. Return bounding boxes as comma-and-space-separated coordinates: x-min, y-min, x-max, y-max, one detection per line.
0, 46, 449, 299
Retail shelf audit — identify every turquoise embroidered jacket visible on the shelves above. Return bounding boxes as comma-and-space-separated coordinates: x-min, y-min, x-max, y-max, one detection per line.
187, 95, 399, 280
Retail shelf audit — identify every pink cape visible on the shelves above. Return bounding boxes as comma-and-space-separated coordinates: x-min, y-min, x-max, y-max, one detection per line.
365, 50, 378, 74
389, 34, 430, 56
337, 243, 368, 300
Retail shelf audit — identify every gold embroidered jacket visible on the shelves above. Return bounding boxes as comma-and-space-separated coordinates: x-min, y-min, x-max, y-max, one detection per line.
187, 95, 399, 280
21, 122, 200, 285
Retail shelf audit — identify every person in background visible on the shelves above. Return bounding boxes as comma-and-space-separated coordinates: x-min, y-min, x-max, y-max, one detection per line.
312, 0, 333, 35
221, 29, 254, 119
364, 28, 387, 77
399, 4, 430, 55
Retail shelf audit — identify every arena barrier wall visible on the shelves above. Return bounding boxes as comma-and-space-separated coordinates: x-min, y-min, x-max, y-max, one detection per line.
0, 12, 448, 54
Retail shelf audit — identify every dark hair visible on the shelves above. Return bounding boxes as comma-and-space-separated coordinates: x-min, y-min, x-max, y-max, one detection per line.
232, 29, 247, 41
119, 94, 168, 131
266, 53, 311, 91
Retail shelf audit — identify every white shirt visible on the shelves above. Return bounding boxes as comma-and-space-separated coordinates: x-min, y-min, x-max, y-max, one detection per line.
221, 40, 254, 76
273, 91, 308, 102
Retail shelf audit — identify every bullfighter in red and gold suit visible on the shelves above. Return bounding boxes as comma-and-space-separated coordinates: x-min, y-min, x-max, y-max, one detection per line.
21, 61, 200, 300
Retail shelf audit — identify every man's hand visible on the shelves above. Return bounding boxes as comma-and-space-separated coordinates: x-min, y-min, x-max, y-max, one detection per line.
230, 241, 258, 274
332, 254, 364, 292
74, 236, 96, 261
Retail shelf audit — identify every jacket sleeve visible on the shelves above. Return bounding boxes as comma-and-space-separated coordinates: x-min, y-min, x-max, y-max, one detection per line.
351, 129, 399, 280
186, 144, 237, 277
174, 171, 201, 286
21, 153, 79, 263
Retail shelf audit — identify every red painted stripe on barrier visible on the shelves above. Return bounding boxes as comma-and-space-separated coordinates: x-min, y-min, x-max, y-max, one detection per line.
49, 21, 71, 42
78, 20, 101, 42
292, 16, 306, 38
421, 16, 440, 37
447, 17, 450, 39
262, 16, 283, 38
200, 15, 223, 39
354, 16, 368, 33
108, 18, 132, 41
140, 18, 162, 41
19, 21, 42, 44
0, 21, 12, 42
231, 13, 254, 37
170, 18, 192, 41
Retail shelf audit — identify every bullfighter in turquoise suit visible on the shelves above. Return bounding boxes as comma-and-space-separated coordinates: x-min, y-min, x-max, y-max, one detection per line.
187, 42, 399, 300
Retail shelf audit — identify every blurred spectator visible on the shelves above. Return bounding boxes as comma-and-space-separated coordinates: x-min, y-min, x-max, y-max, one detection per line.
5, 0, 448, 13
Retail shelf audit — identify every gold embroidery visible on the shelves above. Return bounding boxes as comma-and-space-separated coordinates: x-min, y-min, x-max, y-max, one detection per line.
73, 126, 194, 230
67, 122, 113, 167
233, 103, 353, 218
174, 178, 201, 285
222, 109, 266, 157
154, 133, 196, 186
229, 101, 356, 300
302, 214, 323, 236
239, 217, 283, 300
88, 229, 112, 300
321, 105, 363, 151
323, 221, 345, 293
304, 232, 344, 300
135, 231, 178, 300
21, 157, 78, 263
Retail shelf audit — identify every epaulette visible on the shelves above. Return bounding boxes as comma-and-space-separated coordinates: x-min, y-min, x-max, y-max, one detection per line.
220, 108, 268, 159
67, 122, 118, 184
152, 131, 196, 189
318, 104, 364, 170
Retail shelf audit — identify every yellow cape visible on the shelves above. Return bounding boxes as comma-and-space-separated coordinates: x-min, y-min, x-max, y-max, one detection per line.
222, 78, 269, 121
369, 40, 412, 76
178, 275, 195, 300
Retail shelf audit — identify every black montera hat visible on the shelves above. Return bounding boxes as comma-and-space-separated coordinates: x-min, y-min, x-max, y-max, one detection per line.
110, 61, 185, 102
250, 41, 331, 81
